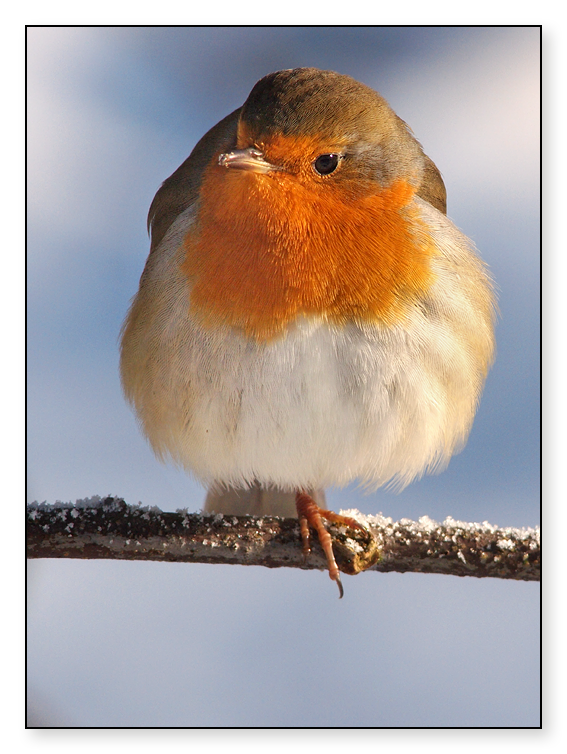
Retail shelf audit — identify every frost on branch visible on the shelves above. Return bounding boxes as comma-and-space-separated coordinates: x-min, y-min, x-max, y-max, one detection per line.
26, 496, 540, 582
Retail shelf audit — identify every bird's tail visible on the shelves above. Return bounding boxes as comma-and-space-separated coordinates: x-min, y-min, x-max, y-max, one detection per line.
204, 481, 326, 517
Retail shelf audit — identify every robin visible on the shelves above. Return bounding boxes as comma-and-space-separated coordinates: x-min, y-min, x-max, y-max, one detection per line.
120, 67, 496, 597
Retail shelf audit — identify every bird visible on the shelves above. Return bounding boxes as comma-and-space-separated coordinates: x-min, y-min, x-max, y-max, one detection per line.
120, 67, 496, 597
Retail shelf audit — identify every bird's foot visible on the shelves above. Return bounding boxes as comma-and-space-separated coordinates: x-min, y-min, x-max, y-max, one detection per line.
295, 491, 374, 598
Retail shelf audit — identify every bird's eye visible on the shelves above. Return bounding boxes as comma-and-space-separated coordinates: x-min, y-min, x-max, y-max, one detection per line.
313, 153, 341, 176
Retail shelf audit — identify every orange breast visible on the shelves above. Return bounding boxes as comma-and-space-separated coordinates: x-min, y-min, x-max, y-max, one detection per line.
182, 157, 437, 341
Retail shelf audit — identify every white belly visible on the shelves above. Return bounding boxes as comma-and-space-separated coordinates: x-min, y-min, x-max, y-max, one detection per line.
120, 202, 494, 492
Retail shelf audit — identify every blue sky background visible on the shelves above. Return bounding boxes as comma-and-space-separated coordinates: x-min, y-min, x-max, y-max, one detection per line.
27, 26, 540, 727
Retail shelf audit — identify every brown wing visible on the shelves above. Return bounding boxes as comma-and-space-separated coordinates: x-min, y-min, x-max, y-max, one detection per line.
417, 154, 447, 215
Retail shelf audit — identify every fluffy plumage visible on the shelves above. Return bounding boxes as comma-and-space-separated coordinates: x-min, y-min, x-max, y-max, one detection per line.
120, 67, 495, 524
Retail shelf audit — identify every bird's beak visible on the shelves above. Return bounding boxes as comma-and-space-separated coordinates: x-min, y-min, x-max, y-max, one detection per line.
218, 147, 279, 174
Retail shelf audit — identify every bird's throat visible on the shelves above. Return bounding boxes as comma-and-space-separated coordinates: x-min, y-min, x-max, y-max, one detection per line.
182, 163, 437, 341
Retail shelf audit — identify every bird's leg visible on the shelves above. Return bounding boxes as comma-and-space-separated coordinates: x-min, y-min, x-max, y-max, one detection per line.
296, 491, 342, 597
296, 491, 369, 598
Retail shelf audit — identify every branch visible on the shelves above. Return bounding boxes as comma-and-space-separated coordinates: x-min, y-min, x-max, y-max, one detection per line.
26, 496, 540, 582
